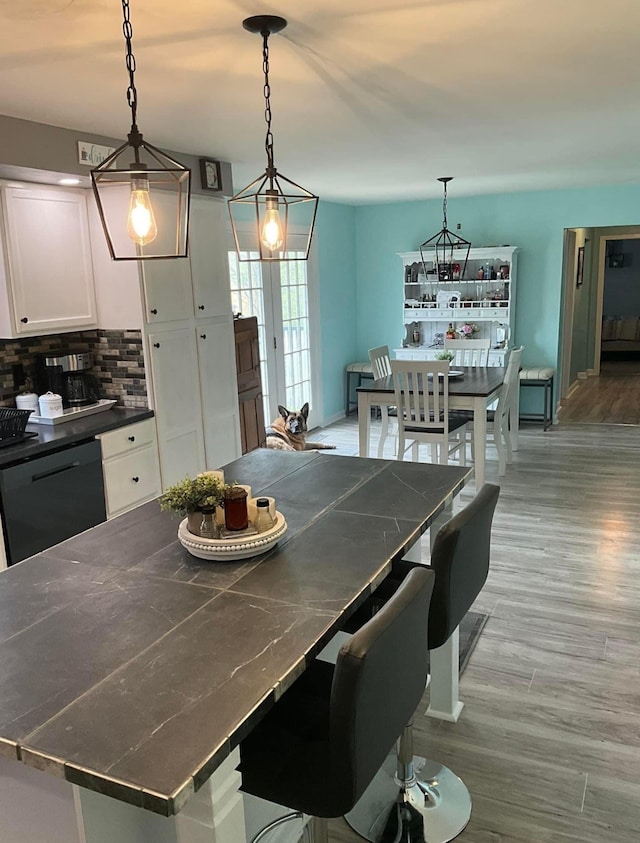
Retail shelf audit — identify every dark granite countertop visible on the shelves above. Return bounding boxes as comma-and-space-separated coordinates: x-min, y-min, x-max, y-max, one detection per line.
0, 407, 154, 467
0, 450, 470, 816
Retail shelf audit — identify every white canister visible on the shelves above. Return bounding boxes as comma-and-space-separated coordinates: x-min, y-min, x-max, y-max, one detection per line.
38, 391, 64, 418
16, 392, 39, 413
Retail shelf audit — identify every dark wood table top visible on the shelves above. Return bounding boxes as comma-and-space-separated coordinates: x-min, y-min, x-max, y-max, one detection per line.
357, 366, 505, 397
0, 450, 470, 816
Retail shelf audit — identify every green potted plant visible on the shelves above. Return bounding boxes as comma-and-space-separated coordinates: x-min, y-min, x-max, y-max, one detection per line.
159, 473, 227, 536
435, 350, 455, 362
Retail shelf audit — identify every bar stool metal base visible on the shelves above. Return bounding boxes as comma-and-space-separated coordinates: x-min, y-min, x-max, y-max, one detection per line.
345, 741, 471, 843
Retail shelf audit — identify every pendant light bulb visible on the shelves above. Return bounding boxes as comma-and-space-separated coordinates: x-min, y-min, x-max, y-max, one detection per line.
261, 196, 283, 251
127, 177, 157, 246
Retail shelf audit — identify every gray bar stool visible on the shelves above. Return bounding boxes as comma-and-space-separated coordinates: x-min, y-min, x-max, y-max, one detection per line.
239, 567, 435, 843
345, 483, 500, 843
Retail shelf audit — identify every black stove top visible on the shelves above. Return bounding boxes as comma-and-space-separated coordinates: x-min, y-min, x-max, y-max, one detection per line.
0, 432, 39, 450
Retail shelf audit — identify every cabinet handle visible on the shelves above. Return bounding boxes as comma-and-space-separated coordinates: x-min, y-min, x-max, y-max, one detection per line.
153, 342, 160, 348
132, 476, 140, 483
198, 305, 205, 310
128, 435, 135, 442
200, 333, 207, 339
20, 317, 28, 323
150, 308, 158, 315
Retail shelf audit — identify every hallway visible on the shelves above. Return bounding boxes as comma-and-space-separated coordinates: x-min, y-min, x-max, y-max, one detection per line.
559, 360, 640, 424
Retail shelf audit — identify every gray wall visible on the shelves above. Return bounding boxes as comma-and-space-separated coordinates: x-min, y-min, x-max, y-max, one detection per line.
0, 114, 233, 196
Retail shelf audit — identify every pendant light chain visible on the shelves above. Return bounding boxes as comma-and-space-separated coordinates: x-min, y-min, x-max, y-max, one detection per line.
442, 180, 448, 230
262, 30, 275, 175
122, 0, 139, 133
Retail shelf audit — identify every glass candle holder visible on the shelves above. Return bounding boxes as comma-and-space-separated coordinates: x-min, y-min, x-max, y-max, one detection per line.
224, 486, 249, 531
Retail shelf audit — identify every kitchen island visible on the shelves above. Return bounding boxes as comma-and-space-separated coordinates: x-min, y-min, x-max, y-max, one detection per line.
0, 449, 469, 843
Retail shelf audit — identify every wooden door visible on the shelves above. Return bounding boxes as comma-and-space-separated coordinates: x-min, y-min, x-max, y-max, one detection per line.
234, 317, 266, 454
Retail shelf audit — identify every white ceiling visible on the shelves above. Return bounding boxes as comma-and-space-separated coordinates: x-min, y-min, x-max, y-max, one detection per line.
0, 0, 639, 204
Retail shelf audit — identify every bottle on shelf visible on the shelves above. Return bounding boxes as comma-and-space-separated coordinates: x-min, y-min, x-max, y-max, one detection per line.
446, 323, 456, 339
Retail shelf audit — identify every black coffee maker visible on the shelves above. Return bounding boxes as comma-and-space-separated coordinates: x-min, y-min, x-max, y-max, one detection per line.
35, 353, 101, 408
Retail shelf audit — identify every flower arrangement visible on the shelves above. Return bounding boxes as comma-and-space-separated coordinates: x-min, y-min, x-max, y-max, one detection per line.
435, 350, 455, 362
159, 473, 227, 517
459, 323, 479, 338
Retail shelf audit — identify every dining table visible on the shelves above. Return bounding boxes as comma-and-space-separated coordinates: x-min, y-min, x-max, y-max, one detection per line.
0, 448, 471, 843
357, 366, 507, 488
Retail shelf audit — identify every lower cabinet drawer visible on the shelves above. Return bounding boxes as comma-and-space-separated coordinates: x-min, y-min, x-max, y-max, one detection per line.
102, 443, 161, 518
99, 418, 156, 460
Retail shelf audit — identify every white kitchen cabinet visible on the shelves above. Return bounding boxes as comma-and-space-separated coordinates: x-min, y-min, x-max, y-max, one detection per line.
395, 246, 518, 364
196, 317, 241, 469
190, 196, 234, 319
140, 197, 240, 487
98, 419, 161, 519
141, 258, 193, 325
0, 183, 97, 337
147, 327, 207, 487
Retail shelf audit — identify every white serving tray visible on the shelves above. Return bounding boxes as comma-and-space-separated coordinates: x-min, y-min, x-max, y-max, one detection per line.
27, 399, 117, 425
178, 511, 287, 561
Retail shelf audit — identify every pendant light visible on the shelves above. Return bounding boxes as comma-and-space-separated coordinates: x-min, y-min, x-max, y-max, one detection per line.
419, 177, 471, 281
91, 0, 191, 261
228, 15, 318, 262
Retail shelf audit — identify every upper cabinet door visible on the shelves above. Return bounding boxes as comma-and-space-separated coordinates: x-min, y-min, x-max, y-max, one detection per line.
2, 185, 97, 335
189, 196, 233, 319
141, 256, 193, 324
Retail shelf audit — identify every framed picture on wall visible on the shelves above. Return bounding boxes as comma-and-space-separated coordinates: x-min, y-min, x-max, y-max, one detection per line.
199, 158, 222, 191
576, 246, 585, 288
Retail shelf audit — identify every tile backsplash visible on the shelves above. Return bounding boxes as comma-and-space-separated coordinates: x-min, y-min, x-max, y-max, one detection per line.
0, 329, 148, 408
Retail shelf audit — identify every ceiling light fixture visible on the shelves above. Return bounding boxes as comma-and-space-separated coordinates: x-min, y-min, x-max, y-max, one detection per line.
420, 177, 471, 281
91, 0, 190, 261
58, 178, 81, 186
228, 15, 318, 262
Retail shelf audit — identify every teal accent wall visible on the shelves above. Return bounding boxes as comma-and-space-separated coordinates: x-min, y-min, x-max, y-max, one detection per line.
316, 201, 357, 419
353, 183, 640, 381
315, 182, 640, 424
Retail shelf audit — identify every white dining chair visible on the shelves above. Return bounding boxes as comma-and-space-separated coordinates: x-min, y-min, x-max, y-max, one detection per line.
444, 338, 490, 367
468, 346, 523, 475
391, 359, 467, 465
368, 345, 396, 458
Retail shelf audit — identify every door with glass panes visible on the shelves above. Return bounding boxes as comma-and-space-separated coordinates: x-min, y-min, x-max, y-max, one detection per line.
228, 242, 319, 429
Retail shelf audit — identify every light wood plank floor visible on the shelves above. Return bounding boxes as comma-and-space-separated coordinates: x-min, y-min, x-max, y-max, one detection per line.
559, 360, 640, 424
308, 415, 640, 842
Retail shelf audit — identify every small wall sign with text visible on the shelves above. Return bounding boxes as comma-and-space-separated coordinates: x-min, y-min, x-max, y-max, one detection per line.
78, 141, 116, 167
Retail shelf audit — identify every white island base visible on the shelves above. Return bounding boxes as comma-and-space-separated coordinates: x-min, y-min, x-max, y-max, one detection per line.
0, 750, 248, 843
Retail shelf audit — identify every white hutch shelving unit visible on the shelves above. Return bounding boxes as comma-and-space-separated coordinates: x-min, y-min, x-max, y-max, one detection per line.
395, 246, 518, 365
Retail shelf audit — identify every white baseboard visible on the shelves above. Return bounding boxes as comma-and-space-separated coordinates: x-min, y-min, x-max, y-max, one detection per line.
566, 380, 581, 398
587, 368, 597, 376
321, 410, 347, 427
577, 372, 588, 380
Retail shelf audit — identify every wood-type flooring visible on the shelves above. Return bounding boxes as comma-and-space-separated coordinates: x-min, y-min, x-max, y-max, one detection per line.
559, 359, 640, 424
308, 410, 640, 842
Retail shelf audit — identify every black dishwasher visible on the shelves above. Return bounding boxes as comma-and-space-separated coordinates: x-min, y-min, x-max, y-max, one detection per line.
0, 440, 106, 566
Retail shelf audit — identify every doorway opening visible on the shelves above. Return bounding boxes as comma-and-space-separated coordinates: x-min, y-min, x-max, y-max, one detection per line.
558, 225, 640, 424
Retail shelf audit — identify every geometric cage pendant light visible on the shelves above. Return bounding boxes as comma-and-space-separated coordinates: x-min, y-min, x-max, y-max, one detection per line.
91, 0, 191, 261
419, 177, 471, 281
228, 15, 318, 262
